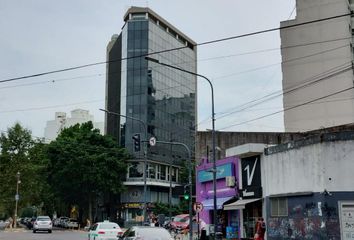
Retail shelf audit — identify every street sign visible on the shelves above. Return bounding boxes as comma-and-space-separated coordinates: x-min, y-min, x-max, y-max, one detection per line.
15, 194, 19, 201
149, 137, 156, 146
193, 202, 203, 212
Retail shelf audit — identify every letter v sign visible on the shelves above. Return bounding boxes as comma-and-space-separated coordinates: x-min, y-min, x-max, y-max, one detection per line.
244, 158, 258, 186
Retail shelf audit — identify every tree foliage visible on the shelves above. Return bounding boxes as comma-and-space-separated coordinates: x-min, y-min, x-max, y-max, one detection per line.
46, 121, 129, 220
0, 123, 50, 217
153, 202, 187, 217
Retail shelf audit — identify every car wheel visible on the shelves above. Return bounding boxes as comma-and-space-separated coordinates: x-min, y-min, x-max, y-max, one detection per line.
33, 230, 36, 233
48, 230, 52, 233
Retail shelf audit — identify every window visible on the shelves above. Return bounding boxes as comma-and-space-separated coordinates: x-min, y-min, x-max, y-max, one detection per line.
131, 13, 146, 20
160, 165, 166, 180
148, 163, 156, 179
128, 163, 144, 178
271, 197, 288, 216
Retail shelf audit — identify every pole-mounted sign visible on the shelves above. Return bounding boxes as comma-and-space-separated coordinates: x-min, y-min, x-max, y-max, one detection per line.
149, 137, 156, 146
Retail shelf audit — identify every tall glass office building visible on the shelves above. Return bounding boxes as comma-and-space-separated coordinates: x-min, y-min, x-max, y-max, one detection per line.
105, 7, 197, 223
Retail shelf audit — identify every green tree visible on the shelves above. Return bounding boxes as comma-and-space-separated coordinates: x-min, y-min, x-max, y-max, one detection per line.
0, 123, 50, 217
153, 202, 184, 217
46, 122, 129, 222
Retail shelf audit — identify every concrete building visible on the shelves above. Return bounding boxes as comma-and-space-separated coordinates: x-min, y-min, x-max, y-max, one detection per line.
44, 109, 103, 142
196, 131, 305, 163
196, 156, 240, 238
224, 144, 265, 239
224, 125, 354, 239
280, 0, 354, 131
263, 130, 354, 239
105, 7, 197, 224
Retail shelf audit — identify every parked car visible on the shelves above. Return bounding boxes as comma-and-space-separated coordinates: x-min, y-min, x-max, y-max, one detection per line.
163, 216, 174, 229
120, 226, 172, 240
66, 218, 79, 229
88, 220, 123, 240
0, 220, 9, 230
170, 214, 189, 232
25, 217, 37, 229
58, 216, 69, 228
33, 216, 52, 233
52, 218, 60, 227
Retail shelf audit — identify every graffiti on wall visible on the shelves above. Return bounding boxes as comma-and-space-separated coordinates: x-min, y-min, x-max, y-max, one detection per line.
268, 217, 340, 239
268, 202, 340, 240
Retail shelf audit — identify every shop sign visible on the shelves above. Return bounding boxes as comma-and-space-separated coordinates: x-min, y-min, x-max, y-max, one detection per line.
241, 155, 262, 198
124, 203, 143, 208
198, 163, 233, 183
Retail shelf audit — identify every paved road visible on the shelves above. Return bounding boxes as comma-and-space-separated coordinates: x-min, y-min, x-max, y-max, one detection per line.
0, 229, 88, 240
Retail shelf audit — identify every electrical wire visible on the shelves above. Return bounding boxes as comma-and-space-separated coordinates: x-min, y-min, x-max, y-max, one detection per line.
215, 61, 353, 119
1, 37, 350, 93
212, 44, 349, 80
218, 85, 354, 130
0, 12, 352, 84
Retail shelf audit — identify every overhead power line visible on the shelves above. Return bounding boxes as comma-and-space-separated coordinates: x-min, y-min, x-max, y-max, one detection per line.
216, 61, 353, 119
219, 85, 354, 130
2, 36, 349, 92
212, 44, 349, 80
0, 12, 352, 83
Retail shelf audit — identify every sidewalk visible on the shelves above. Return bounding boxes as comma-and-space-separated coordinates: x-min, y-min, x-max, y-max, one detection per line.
3, 227, 28, 233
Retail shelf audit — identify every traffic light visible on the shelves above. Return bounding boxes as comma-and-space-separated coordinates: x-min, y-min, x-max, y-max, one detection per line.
132, 133, 141, 152
183, 185, 190, 200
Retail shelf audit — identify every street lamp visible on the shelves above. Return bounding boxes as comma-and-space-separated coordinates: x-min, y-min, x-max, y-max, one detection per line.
14, 171, 20, 228
145, 57, 217, 238
153, 140, 192, 240
99, 108, 149, 223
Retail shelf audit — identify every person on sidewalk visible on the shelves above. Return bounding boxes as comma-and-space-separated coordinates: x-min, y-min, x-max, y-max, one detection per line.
254, 218, 266, 240
7, 217, 13, 229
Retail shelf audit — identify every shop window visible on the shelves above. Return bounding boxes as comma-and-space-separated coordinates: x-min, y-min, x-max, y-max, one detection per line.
128, 163, 144, 178
171, 167, 177, 182
148, 163, 156, 179
160, 165, 166, 180
271, 197, 288, 216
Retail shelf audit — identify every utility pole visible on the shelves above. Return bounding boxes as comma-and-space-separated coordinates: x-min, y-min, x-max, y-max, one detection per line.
14, 171, 20, 228
169, 133, 173, 220
100, 109, 148, 223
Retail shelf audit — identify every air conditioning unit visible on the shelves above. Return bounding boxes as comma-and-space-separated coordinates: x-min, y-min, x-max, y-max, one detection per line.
225, 176, 235, 187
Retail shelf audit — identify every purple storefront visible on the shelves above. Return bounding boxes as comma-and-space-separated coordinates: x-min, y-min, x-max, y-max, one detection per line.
196, 156, 240, 238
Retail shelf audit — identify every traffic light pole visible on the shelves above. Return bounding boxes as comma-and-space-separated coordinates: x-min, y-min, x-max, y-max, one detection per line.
153, 140, 192, 240
99, 109, 148, 223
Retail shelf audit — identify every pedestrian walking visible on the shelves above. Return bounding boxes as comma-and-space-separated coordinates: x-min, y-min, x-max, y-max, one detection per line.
254, 218, 266, 240
199, 219, 207, 240
8, 217, 13, 229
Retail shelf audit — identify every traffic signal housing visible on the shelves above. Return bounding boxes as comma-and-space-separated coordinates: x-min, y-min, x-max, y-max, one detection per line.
132, 133, 141, 152
183, 185, 190, 200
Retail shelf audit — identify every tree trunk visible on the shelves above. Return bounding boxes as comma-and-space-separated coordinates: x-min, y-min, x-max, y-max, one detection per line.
88, 193, 93, 223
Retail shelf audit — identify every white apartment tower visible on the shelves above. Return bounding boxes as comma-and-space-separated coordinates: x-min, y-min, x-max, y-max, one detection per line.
44, 109, 104, 142
281, 0, 354, 131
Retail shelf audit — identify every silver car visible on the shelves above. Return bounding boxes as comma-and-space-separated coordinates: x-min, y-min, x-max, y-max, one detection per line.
33, 216, 52, 233
121, 226, 173, 240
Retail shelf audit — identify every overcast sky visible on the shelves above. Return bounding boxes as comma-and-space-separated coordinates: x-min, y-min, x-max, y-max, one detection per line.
0, 0, 296, 138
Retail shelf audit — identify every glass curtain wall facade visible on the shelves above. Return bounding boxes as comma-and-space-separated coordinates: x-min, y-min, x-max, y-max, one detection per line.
106, 7, 197, 224
120, 13, 197, 164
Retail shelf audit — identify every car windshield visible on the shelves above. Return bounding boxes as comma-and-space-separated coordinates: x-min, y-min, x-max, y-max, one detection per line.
99, 223, 119, 229
137, 228, 171, 240
174, 216, 188, 222
37, 218, 50, 221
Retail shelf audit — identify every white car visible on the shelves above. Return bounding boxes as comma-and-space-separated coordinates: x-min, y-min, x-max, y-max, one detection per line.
67, 218, 79, 229
88, 220, 123, 240
33, 216, 52, 233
